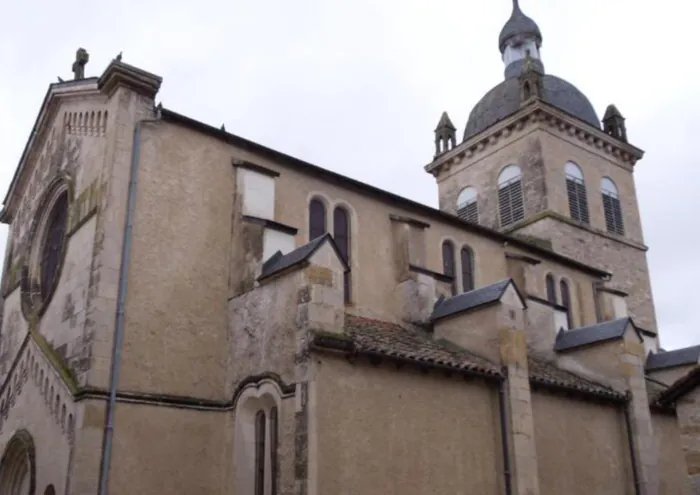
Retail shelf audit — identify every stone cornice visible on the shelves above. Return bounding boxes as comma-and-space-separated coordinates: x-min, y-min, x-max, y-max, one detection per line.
504, 210, 648, 252
425, 100, 645, 178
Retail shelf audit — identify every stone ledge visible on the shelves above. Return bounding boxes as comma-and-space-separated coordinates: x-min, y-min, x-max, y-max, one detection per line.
426, 101, 644, 177
504, 210, 648, 252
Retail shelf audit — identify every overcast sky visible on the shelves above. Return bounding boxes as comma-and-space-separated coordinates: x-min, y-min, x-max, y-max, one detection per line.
1, 0, 697, 350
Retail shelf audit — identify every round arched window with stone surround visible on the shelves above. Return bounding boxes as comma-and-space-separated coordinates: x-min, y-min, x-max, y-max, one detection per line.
22, 177, 73, 318
0, 430, 36, 495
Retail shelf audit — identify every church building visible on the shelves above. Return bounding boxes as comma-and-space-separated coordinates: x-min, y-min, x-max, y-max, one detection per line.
1, 1, 699, 494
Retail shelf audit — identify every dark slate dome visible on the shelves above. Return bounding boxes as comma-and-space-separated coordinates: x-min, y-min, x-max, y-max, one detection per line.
463, 74, 600, 141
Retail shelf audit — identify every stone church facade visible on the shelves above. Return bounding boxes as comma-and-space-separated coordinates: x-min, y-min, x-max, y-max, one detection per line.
0, 2, 699, 494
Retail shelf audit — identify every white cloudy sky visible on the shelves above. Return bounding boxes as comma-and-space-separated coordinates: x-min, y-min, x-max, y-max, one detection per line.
1, 0, 697, 350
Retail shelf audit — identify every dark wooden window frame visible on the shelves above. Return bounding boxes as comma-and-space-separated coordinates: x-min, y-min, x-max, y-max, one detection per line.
560, 279, 573, 329
309, 198, 327, 240
442, 240, 456, 295
545, 274, 557, 305
333, 206, 351, 303
460, 246, 475, 292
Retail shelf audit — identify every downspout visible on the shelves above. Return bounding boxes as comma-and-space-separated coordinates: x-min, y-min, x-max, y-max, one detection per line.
98, 118, 154, 495
498, 374, 513, 495
624, 400, 642, 495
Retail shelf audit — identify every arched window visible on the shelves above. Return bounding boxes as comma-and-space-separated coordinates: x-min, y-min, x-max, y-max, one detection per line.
442, 241, 456, 295
40, 191, 69, 301
234, 383, 281, 495
308, 199, 326, 240
560, 279, 573, 329
545, 274, 556, 305
601, 178, 624, 235
565, 162, 589, 224
0, 430, 36, 495
456, 187, 478, 223
333, 206, 351, 303
461, 247, 475, 292
498, 165, 524, 227
45, 485, 56, 495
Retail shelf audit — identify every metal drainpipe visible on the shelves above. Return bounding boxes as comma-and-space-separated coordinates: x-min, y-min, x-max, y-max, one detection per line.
498, 374, 513, 495
97, 118, 154, 495
624, 401, 642, 495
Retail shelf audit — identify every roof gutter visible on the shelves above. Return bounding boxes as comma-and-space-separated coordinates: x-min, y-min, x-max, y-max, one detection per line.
97, 118, 155, 495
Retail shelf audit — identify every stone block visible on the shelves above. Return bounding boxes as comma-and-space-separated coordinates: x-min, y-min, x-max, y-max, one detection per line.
306, 265, 334, 287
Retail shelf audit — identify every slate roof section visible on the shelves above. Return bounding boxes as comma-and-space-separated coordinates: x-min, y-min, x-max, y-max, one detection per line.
258, 233, 348, 281
646, 345, 700, 372
310, 315, 624, 400
430, 279, 523, 323
554, 317, 641, 353
463, 74, 601, 141
528, 357, 626, 401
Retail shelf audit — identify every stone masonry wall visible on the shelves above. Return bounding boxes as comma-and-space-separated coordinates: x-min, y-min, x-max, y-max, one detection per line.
515, 216, 657, 332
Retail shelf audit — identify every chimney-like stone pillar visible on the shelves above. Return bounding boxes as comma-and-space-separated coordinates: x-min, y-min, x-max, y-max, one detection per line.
498, 303, 541, 495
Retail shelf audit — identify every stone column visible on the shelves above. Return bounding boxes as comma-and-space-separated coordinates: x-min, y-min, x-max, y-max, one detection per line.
499, 303, 541, 495
620, 336, 659, 495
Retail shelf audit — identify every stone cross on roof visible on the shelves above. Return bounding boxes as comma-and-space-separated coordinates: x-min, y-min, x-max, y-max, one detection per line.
72, 48, 89, 80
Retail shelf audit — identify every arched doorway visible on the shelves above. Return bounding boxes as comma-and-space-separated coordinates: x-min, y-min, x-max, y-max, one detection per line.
0, 430, 36, 495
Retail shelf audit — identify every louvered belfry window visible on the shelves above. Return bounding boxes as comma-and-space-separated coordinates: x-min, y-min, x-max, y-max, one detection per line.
456, 187, 478, 223
442, 241, 456, 295
309, 199, 327, 240
333, 206, 351, 303
601, 178, 624, 235
498, 165, 524, 227
40, 192, 69, 301
565, 162, 589, 224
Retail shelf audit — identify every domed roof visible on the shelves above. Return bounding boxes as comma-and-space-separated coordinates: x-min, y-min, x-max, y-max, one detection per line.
463, 74, 600, 141
499, 0, 542, 53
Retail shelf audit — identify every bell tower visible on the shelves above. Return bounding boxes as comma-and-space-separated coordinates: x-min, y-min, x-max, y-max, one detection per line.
424, 0, 659, 340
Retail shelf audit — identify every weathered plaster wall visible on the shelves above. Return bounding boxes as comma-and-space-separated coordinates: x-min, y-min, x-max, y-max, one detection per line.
532, 392, 633, 495
229, 269, 303, 388
314, 356, 503, 495
107, 403, 227, 495
119, 121, 232, 399
653, 412, 691, 495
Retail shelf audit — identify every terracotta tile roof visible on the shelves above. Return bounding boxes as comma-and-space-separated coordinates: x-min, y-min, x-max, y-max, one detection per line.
310, 315, 502, 378
528, 357, 626, 401
310, 315, 627, 401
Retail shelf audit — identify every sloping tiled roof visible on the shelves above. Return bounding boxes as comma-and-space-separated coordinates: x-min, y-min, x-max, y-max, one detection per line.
528, 357, 626, 401
554, 318, 641, 352
646, 345, 700, 371
310, 315, 626, 401
338, 315, 502, 378
258, 233, 348, 281
431, 279, 522, 322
